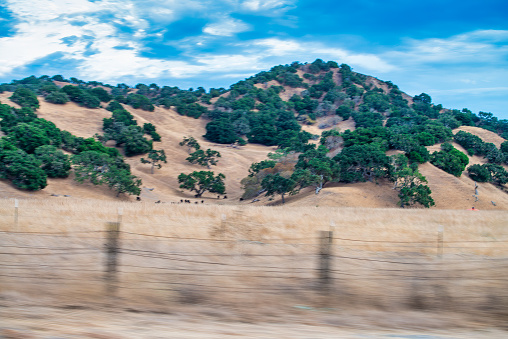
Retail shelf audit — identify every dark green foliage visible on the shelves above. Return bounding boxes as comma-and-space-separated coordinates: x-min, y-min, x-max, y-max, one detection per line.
106, 100, 124, 112
141, 149, 167, 174
8, 122, 51, 153
34, 145, 71, 178
467, 164, 508, 185
143, 123, 161, 141
261, 173, 296, 204
293, 146, 340, 194
399, 183, 434, 208
61, 85, 101, 108
90, 87, 112, 102
125, 93, 154, 111
483, 143, 506, 164
430, 143, 469, 176
178, 171, 226, 197
231, 96, 256, 111
10, 88, 40, 109
116, 125, 152, 156
500, 141, 508, 154
204, 118, 238, 144
45, 91, 69, 104
72, 151, 141, 196
179, 136, 201, 152
67, 136, 119, 157
0, 148, 47, 190
334, 144, 391, 183
275, 130, 313, 152
105, 165, 142, 196
362, 91, 390, 112
186, 149, 221, 168
342, 127, 390, 149
406, 145, 430, 164
0, 105, 37, 133
176, 102, 207, 118
412, 93, 441, 118
454, 131, 488, 156
416, 132, 437, 146
276, 71, 306, 88
336, 105, 352, 120
467, 164, 492, 182
352, 112, 384, 128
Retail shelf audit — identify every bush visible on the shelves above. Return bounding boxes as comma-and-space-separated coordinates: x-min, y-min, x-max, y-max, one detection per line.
10, 88, 39, 109
45, 91, 69, 104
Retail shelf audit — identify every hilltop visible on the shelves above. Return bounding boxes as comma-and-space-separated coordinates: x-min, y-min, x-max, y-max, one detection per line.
0, 60, 507, 209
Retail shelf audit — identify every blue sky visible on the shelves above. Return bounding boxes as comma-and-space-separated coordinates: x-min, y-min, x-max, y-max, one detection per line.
1, 0, 507, 119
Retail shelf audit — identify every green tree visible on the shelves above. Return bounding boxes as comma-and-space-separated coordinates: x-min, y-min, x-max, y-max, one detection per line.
90, 87, 112, 102
10, 87, 39, 109
179, 136, 201, 153
34, 145, 71, 178
104, 166, 142, 196
116, 126, 152, 156
186, 149, 221, 168
45, 91, 69, 104
0, 148, 47, 190
8, 123, 50, 153
467, 164, 508, 185
293, 146, 340, 194
430, 143, 469, 177
141, 149, 167, 174
72, 151, 141, 196
204, 118, 238, 144
178, 171, 226, 198
261, 173, 297, 204
334, 144, 391, 183
391, 161, 434, 208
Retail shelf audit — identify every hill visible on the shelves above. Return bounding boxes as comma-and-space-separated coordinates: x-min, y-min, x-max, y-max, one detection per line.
0, 60, 507, 209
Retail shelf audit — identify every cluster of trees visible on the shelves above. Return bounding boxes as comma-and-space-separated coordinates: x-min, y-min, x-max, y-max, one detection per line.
0, 102, 142, 195
430, 143, 469, 177
454, 131, 506, 164
178, 136, 226, 197
101, 101, 154, 156
242, 142, 434, 208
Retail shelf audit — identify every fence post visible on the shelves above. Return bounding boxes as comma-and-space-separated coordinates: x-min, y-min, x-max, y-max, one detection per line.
318, 230, 333, 291
437, 225, 444, 258
14, 199, 19, 230
220, 214, 227, 239
105, 221, 120, 296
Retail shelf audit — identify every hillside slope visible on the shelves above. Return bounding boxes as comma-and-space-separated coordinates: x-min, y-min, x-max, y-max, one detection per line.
0, 67, 506, 210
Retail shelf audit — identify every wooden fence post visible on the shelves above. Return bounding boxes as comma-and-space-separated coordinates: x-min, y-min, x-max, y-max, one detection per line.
318, 230, 333, 291
437, 225, 444, 258
14, 199, 19, 230
105, 221, 120, 296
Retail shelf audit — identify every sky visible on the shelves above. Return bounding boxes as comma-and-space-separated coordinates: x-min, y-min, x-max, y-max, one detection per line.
0, 0, 507, 119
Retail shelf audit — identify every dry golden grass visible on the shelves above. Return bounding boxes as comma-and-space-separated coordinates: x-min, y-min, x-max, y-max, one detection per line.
1, 198, 508, 325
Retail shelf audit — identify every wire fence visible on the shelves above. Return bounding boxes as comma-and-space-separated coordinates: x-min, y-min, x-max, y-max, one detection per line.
1, 202, 508, 315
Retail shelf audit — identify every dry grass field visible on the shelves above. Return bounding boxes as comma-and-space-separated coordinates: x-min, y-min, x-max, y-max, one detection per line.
1, 198, 507, 333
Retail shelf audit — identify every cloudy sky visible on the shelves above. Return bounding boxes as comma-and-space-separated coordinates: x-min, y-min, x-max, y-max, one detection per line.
1, 0, 507, 118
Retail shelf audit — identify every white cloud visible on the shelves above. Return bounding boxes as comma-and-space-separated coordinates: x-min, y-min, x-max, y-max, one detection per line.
253, 38, 302, 55
203, 17, 251, 36
249, 38, 396, 72
386, 30, 508, 64
241, 0, 295, 12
